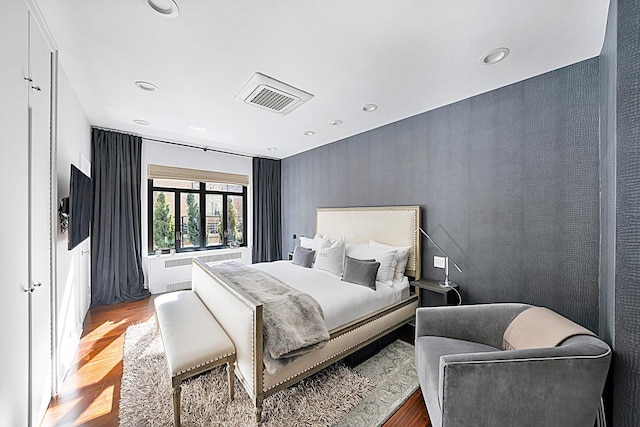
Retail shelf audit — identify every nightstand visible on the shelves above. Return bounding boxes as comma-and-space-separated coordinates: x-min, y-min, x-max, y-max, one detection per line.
401, 279, 461, 343
412, 278, 460, 306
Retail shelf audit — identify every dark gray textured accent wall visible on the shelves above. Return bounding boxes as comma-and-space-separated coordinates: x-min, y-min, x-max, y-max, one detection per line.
599, 2, 617, 422
282, 59, 601, 332
614, 0, 640, 424
600, 0, 617, 351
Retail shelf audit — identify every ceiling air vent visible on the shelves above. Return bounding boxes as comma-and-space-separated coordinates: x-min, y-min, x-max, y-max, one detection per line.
234, 72, 314, 116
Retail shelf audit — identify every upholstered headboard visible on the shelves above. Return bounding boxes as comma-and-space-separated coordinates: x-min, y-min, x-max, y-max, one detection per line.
316, 206, 421, 280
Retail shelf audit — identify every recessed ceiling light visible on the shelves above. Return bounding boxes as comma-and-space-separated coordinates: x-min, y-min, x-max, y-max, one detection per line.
145, 0, 180, 17
135, 81, 159, 92
267, 147, 278, 151
481, 47, 510, 65
329, 119, 343, 126
133, 119, 150, 126
304, 131, 316, 136
189, 126, 205, 131
362, 104, 378, 112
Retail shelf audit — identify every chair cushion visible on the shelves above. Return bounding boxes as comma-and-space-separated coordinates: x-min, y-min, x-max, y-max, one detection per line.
155, 291, 235, 377
415, 336, 498, 426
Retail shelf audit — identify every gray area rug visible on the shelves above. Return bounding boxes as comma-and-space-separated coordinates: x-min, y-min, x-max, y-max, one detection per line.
119, 319, 418, 426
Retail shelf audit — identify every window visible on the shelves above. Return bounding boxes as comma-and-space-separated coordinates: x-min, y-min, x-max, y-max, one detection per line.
148, 177, 247, 254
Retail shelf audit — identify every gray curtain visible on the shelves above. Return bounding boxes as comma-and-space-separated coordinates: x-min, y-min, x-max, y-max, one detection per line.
252, 157, 282, 262
91, 128, 149, 307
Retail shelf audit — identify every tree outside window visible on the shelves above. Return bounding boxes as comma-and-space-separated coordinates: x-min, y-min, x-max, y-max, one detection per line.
185, 193, 200, 247
227, 195, 244, 243
153, 192, 175, 250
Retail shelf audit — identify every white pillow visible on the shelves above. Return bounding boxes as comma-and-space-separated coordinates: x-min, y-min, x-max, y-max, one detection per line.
300, 236, 331, 262
313, 238, 345, 275
299, 236, 314, 250
369, 240, 411, 281
345, 243, 397, 284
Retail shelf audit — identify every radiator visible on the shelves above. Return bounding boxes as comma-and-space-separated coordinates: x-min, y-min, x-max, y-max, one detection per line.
147, 251, 243, 294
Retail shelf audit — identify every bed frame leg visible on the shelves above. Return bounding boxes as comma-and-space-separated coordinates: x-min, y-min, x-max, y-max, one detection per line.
255, 398, 263, 423
172, 383, 182, 427
228, 359, 235, 400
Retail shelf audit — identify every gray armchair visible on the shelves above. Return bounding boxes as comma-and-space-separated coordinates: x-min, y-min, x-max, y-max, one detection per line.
415, 303, 611, 427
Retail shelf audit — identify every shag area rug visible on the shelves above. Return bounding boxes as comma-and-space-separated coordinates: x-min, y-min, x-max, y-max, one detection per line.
119, 318, 418, 426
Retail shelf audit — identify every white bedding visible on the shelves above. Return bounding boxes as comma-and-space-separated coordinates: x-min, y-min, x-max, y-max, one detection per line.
250, 261, 409, 331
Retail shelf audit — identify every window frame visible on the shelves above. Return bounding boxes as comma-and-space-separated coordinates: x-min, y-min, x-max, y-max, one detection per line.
147, 180, 247, 255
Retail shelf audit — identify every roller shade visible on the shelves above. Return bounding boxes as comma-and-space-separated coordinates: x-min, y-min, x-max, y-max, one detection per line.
147, 164, 249, 186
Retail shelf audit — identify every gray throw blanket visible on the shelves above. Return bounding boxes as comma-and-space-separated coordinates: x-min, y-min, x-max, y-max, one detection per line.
206, 262, 330, 373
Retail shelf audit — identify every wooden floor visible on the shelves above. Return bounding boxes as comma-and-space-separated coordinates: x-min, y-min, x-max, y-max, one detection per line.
42, 296, 430, 426
42, 297, 156, 427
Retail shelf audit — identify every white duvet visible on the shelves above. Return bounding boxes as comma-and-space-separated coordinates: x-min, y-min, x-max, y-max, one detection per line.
250, 261, 409, 331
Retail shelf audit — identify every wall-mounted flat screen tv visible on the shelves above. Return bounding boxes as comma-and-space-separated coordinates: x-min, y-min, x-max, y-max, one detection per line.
68, 164, 92, 250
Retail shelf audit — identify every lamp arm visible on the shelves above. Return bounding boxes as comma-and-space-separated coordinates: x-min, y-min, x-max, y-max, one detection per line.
445, 257, 449, 283
417, 227, 463, 273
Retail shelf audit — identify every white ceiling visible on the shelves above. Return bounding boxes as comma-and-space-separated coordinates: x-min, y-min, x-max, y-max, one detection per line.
36, 0, 610, 159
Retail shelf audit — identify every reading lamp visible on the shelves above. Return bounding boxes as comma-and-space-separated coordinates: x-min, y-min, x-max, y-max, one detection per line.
418, 227, 463, 288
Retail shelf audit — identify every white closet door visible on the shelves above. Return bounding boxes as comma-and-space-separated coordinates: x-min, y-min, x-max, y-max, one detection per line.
28, 15, 51, 125
0, 0, 30, 425
28, 13, 53, 426
0, 0, 27, 87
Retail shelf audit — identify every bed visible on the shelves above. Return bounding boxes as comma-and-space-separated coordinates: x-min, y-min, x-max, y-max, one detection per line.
191, 206, 421, 422
251, 261, 410, 330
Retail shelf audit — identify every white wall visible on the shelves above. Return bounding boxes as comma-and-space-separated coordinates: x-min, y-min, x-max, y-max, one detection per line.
54, 64, 91, 387
142, 140, 253, 290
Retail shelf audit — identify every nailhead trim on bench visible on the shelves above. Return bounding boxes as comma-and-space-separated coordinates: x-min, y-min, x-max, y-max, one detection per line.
174, 351, 236, 377
155, 291, 237, 427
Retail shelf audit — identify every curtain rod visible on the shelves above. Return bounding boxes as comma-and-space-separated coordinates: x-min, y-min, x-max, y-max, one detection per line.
91, 126, 261, 159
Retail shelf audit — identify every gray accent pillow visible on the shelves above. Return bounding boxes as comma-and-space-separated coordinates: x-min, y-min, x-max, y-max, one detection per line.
342, 256, 380, 290
292, 246, 315, 268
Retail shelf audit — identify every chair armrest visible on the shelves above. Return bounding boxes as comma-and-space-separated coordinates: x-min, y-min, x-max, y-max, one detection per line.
440, 334, 611, 364
438, 344, 611, 427
415, 303, 530, 348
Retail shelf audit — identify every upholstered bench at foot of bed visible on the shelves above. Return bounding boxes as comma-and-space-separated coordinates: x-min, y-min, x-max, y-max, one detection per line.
154, 291, 236, 427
